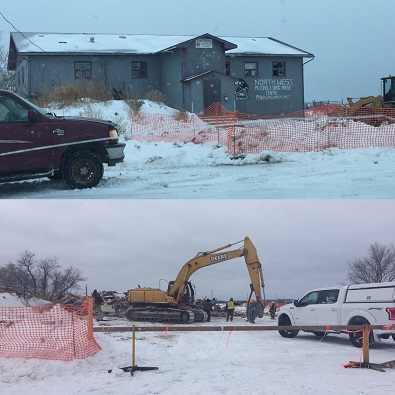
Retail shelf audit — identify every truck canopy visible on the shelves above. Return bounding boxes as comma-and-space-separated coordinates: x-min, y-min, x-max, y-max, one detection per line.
345, 282, 395, 303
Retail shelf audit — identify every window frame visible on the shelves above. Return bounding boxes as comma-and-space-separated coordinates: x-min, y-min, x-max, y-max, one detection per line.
299, 291, 320, 306
319, 289, 339, 304
244, 62, 258, 77
272, 61, 286, 77
132, 61, 148, 79
74, 61, 92, 79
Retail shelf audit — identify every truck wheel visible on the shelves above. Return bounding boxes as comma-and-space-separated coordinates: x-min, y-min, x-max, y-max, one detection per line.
278, 315, 299, 338
63, 151, 104, 189
349, 319, 374, 348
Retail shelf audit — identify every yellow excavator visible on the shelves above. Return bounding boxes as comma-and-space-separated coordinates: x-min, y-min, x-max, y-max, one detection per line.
126, 236, 266, 324
347, 75, 395, 109
346, 95, 382, 108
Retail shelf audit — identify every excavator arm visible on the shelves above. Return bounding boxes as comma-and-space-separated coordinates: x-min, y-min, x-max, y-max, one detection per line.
347, 96, 382, 108
168, 236, 266, 322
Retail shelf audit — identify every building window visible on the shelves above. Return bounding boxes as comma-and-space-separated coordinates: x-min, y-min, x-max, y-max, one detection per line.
272, 62, 286, 77
225, 61, 230, 76
244, 62, 258, 77
132, 61, 148, 78
74, 61, 92, 79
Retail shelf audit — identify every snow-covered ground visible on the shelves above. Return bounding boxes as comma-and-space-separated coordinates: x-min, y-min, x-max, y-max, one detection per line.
0, 100, 394, 198
0, 293, 52, 307
1, 318, 394, 394
1, 293, 394, 394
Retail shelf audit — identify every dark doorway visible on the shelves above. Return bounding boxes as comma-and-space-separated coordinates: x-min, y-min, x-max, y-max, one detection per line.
203, 78, 221, 109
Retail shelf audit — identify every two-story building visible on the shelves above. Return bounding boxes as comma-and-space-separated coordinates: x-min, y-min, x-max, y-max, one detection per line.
8, 32, 314, 116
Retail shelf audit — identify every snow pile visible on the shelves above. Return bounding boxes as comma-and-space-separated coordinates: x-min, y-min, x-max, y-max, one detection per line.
120, 140, 243, 169
0, 293, 52, 307
139, 101, 179, 114
46, 99, 181, 138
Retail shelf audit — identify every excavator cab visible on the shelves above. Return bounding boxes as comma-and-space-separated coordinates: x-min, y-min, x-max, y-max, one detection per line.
381, 76, 395, 104
167, 280, 195, 304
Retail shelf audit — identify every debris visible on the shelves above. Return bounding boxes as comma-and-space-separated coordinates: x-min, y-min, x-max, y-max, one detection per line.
91, 290, 129, 320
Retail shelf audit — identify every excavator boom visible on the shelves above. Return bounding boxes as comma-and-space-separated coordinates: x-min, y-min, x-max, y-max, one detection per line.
168, 237, 266, 315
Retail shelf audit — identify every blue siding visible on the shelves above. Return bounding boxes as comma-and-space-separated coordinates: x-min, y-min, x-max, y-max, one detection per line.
14, 34, 308, 116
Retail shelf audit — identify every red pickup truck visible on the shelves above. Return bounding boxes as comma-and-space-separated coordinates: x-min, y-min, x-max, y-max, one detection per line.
0, 90, 125, 189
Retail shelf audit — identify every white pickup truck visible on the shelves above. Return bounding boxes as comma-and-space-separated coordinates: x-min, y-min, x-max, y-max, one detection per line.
277, 282, 395, 347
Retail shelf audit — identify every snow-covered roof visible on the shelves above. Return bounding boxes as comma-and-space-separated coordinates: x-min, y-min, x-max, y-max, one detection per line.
225, 36, 313, 57
10, 32, 313, 57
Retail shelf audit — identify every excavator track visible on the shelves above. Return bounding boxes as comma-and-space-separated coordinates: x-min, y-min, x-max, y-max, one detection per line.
190, 308, 207, 322
126, 307, 195, 324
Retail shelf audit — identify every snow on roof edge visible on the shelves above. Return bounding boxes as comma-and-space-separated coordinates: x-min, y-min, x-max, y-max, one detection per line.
10, 32, 314, 57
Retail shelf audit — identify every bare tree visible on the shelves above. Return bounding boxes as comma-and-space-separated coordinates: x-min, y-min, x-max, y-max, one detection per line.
347, 242, 395, 283
0, 31, 16, 90
0, 250, 86, 301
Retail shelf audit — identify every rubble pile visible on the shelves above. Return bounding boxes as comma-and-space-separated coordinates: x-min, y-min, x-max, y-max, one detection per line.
92, 289, 129, 320
57, 292, 85, 306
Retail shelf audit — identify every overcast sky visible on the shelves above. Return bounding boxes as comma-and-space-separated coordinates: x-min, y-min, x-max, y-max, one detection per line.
1, 0, 395, 102
1, 200, 394, 301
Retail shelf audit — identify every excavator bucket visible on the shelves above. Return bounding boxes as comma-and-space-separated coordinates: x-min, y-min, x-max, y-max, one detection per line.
246, 301, 264, 323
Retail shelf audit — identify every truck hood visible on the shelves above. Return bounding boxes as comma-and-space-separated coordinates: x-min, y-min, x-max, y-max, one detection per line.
279, 302, 294, 311
53, 115, 115, 127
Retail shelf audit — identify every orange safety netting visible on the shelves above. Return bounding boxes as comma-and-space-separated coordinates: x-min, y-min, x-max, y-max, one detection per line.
0, 298, 101, 361
128, 103, 395, 155
129, 110, 216, 144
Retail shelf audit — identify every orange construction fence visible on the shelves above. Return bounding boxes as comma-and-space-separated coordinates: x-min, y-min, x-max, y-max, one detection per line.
0, 298, 101, 361
128, 103, 395, 155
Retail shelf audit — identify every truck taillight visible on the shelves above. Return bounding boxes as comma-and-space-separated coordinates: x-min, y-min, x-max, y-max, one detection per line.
386, 308, 395, 320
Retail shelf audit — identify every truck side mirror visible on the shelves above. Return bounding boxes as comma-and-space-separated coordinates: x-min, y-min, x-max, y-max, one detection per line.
28, 110, 38, 123
293, 300, 299, 307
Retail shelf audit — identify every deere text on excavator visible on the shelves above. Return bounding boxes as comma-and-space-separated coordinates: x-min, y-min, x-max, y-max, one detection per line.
125, 236, 266, 324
